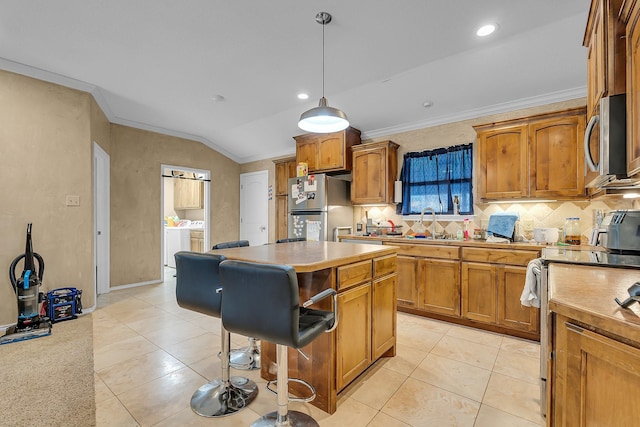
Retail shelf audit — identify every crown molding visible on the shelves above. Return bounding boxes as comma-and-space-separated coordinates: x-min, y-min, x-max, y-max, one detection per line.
361, 86, 587, 140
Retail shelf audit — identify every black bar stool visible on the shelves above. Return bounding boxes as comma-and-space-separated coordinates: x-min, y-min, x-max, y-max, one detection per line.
212, 240, 260, 371
275, 237, 307, 243
174, 251, 258, 417
220, 260, 338, 427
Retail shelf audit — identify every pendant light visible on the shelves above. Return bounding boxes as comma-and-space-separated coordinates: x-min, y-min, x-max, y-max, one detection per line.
298, 12, 349, 133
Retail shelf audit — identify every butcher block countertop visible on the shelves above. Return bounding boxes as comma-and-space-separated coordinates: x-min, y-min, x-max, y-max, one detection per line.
210, 240, 397, 273
548, 263, 640, 345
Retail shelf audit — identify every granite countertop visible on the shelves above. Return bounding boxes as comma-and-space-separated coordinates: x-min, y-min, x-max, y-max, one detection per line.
548, 263, 640, 345
340, 234, 556, 251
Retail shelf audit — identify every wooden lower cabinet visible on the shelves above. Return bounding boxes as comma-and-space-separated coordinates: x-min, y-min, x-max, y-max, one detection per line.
497, 265, 539, 333
461, 262, 497, 323
397, 255, 420, 307
372, 274, 397, 359
552, 315, 640, 425
189, 230, 204, 252
336, 283, 371, 391
461, 262, 539, 334
422, 259, 460, 316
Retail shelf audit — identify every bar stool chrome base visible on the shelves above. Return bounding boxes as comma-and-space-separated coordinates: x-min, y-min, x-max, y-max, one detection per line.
250, 410, 319, 427
230, 337, 261, 370
190, 376, 258, 417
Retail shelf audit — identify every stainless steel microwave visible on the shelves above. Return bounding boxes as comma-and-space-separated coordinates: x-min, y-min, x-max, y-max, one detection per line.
584, 94, 632, 188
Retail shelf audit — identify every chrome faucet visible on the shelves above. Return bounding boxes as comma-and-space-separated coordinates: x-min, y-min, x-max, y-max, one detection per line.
420, 207, 437, 238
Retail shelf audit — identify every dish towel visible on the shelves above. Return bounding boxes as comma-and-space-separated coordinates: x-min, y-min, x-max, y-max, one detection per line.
487, 213, 520, 239
520, 258, 542, 308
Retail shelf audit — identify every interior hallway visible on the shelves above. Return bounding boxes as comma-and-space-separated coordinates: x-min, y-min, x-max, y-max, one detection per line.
94, 268, 545, 426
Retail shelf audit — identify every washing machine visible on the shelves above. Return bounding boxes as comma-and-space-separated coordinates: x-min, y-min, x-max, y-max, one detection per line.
165, 227, 191, 268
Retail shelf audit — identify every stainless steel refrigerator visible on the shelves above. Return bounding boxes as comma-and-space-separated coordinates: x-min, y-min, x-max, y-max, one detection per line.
288, 174, 353, 241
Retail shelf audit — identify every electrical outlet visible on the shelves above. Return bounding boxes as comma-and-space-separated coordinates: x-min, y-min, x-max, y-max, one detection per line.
66, 195, 80, 206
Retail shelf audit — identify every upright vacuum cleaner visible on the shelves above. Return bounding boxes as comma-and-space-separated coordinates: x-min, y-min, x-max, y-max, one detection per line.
0, 223, 52, 345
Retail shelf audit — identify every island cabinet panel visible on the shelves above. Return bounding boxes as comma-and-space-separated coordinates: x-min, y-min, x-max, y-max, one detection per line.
461, 262, 497, 324
337, 260, 373, 291
336, 283, 372, 391
372, 274, 397, 359
553, 316, 640, 426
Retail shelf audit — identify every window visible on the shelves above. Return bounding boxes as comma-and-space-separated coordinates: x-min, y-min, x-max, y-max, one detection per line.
399, 143, 473, 215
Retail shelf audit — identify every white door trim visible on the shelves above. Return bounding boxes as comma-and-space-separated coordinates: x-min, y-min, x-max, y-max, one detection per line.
160, 164, 211, 276
93, 142, 110, 296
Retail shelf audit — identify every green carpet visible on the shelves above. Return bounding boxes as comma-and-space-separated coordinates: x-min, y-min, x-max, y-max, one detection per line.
0, 314, 95, 426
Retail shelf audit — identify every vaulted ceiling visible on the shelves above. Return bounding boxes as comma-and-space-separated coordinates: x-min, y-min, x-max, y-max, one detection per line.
0, 0, 590, 163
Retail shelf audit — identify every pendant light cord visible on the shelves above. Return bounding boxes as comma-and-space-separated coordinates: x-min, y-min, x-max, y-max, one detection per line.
322, 17, 325, 98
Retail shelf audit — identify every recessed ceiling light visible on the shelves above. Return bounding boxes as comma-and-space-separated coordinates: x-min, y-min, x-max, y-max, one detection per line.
423, 100, 434, 108
211, 94, 225, 102
623, 193, 640, 199
297, 93, 309, 100
476, 24, 497, 37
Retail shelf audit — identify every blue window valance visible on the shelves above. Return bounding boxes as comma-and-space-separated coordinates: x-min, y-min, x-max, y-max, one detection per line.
399, 143, 473, 215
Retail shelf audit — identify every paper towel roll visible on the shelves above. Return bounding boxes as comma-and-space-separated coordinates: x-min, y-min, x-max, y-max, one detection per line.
394, 181, 402, 203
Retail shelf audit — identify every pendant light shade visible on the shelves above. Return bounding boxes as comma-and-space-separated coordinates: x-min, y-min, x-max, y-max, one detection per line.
298, 97, 349, 133
298, 12, 349, 133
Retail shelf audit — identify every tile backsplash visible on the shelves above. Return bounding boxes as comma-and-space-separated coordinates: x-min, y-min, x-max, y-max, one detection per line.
355, 198, 637, 243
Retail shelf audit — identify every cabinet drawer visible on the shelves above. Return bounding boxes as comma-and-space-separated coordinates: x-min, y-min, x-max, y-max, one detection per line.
462, 247, 539, 266
337, 260, 372, 290
389, 243, 459, 260
373, 254, 397, 278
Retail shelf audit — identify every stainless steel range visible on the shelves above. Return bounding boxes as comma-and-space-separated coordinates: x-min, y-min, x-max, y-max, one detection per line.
539, 246, 640, 417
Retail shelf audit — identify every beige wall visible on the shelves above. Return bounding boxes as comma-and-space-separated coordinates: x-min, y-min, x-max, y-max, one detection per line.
0, 69, 242, 326
110, 125, 240, 287
0, 70, 95, 325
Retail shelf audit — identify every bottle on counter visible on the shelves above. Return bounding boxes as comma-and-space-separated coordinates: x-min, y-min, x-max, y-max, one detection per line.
463, 218, 470, 240
453, 195, 460, 215
564, 217, 581, 245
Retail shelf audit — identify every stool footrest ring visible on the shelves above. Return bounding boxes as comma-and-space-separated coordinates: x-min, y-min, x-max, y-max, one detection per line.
266, 378, 316, 403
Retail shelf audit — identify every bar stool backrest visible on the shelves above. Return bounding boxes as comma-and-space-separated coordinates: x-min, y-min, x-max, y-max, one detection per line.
175, 251, 226, 317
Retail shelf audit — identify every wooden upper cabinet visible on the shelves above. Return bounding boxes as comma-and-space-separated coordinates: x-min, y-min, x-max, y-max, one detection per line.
475, 108, 587, 201
622, 0, 640, 176
351, 141, 399, 205
584, 0, 626, 118
274, 157, 296, 196
294, 127, 361, 173
174, 174, 203, 210
476, 124, 528, 200
529, 112, 586, 198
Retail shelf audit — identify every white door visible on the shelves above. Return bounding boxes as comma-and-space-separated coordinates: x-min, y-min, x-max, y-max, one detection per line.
240, 171, 268, 245
94, 143, 110, 295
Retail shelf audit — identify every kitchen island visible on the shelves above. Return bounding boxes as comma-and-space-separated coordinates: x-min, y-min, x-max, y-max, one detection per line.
210, 241, 398, 414
547, 263, 640, 426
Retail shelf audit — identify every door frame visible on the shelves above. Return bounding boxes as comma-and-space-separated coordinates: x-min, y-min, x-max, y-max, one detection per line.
93, 142, 110, 296
160, 164, 211, 275
240, 170, 269, 245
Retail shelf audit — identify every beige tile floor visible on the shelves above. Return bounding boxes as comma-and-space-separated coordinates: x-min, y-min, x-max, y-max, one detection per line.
94, 268, 546, 426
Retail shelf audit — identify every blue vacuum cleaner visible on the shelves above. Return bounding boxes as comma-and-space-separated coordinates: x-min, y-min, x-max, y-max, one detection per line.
1, 223, 52, 345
